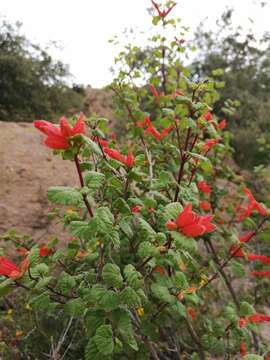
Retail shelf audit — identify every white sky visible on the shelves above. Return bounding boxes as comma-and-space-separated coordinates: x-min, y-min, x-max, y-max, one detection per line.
1, 0, 269, 88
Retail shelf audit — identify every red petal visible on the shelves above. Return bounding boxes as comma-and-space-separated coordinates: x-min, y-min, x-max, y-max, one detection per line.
44, 135, 69, 149
176, 205, 198, 229
34, 120, 60, 136
181, 223, 206, 237
71, 112, 86, 135
60, 116, 73, 138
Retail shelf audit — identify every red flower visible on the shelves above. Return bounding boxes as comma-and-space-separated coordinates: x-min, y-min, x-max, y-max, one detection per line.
239, 231, 255, 243
204, 112, 213, 121
166, 203, 216, 237
145, 125, 162, 140
229, 245, 245, 258
251, 270, 270, 277
149, 83, 160, 100
197, 181, 211, 194
34, 113, 86, 150
237, 187, 268, 222
136, 116, 151, 128
166, 220, 178, 230
247, 253, 270, 265
151, 0, 176, 19
218, 119, 227, 130
239, 313, 270, 328
203, 139, 219, 152
95, 137, 109, 147
153, 266, 166, 275
39, 245, 53, 257
160, 124, 174, 138
239, 342, 247, 357
199, 200, 211, 211
0, 257, 21, 279
132, 205, 142, 214
103, 148, 134, 168
187, 307, 197, 321
111, 132, 116, 141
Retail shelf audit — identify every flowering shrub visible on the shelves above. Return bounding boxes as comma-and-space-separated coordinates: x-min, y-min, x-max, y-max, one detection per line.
1, 2, 270, 359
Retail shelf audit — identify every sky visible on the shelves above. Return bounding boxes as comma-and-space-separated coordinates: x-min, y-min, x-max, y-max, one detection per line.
1, 0, 269, 88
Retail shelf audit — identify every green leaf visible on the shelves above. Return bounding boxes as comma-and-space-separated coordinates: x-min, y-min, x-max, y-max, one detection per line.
57, 271, 76, 294
48, 186, 83, 206
240, 301, 256, 317
121, 286, 141, 307
102, 263, 123, 289
244, 356, 263, 360
171, 231, 198, 252
84, 171, 105, 189
64, 298, 85, 316
94, 325, 114, 355
124, 265, 143, 290
81, 135, 103, 155
85, 339, 111, 360
174, 271, 188, 289
137, 218, 156, 241
0, 278, 13, 297
138, 241, 158, 258
232, 260, 246, 278
85, 310, 105, 335
117, 310, 138, 351
151, 284, 175, 304
163, 202, 183, 221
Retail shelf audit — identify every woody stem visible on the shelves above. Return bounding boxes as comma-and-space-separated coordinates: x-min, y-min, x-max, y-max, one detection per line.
74, 154, 94, 218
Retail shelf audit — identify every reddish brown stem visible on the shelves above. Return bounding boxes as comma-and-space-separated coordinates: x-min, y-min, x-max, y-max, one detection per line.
74, 154, 94, 217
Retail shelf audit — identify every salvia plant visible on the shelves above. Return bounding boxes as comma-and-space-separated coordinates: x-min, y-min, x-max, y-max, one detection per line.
0, 1, 270, 359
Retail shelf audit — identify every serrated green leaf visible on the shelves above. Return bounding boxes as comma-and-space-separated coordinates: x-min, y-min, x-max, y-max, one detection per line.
151, 284, 175, 304
94, 325, 114, 355
171, 231, 198, 252
84, 171, 105, 189
102, 263, 123, 289
121, 286, 141, 307
163, 202, 183, 221
48, 186, 83, 206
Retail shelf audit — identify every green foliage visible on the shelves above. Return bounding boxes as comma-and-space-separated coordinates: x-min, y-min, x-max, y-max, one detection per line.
1, 3, 269, 360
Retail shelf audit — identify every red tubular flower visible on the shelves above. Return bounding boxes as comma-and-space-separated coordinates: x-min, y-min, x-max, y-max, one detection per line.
136, 116, 152, 128
153, 266, 166, 275
149, 83, 160, 100
111, 132, 116, 141
239, 342, 247, 357
160, 124, 173, 138
248, 313, 270, 324
199, 200, 211, 211
166, 220, 178, 230
247, 253, 270, 265
237, 187, 268, 222
203, 139, 219, 152
239, 231, 255, 243
167, 203, 216, 237
95, 137, 109, 147
187, 307, 197, 321
151, 0, 176, 19
204, 112, 213, 121
132, 205, 142, 214
229, 245, 245, 258
103, 148, 134, 168
251, 270, 270, 277
218, 119, 227, 130
144, 125, 162, 140
34, 113, 86, 150
125, 151, 135, 168
0, 257, 21, 279
39, 245, 53, 257
197, 181, 211, 194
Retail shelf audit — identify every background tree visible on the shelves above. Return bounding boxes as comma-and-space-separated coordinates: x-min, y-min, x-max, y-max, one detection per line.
0, 17, 85, 122
191, 9, 270, 168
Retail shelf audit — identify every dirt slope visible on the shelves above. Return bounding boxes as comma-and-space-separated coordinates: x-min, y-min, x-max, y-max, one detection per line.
0, 121, 79, 242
